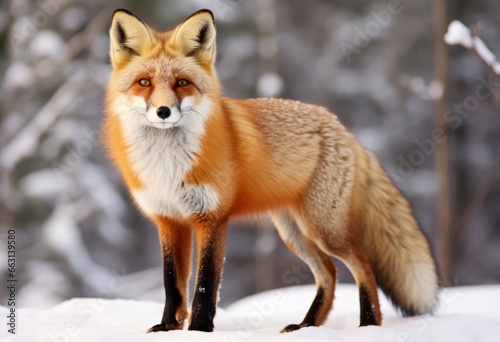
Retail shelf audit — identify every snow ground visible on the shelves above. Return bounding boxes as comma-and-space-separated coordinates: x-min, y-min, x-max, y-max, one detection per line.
1, 284, 499, 341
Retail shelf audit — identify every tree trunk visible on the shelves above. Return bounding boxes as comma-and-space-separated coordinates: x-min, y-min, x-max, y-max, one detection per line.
433, 0, 452, 285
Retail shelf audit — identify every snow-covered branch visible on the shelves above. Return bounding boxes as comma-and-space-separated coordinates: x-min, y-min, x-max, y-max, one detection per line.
445, 20, 500, 75
0, 69, 88, 171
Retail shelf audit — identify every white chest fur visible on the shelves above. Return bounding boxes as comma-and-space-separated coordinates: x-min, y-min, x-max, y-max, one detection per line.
114, 95, 218, 218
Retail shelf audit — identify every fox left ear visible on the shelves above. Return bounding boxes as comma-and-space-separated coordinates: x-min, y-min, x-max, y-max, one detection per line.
174, 9, 216, 66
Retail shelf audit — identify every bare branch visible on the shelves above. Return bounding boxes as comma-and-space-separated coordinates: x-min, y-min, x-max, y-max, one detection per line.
60, 5, 115, 70
1, 5, 113, 141
0, 69, 88, 171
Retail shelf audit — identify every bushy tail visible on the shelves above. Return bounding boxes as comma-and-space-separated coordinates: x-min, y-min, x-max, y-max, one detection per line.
352, 147, 439, 316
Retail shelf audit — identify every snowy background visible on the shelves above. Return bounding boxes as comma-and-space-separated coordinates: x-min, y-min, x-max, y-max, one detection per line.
0, 0, 500, 338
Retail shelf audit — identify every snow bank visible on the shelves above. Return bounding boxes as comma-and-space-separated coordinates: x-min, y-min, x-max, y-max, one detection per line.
1, 284, 499, 341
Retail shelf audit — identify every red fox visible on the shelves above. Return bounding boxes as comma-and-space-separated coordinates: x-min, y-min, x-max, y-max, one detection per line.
104, 9, 439, 333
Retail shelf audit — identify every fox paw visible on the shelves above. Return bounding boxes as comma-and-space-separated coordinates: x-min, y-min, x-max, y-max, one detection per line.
280, 323, 309, 333
148, 324, 168, 333
188, 321, 214, 332
147, 323, 181, 333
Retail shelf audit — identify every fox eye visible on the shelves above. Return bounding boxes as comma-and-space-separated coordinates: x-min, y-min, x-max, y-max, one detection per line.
138, 78, 151, 87
176, 79, 189, 87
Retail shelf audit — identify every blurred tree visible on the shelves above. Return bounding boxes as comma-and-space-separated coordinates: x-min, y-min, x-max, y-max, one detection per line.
433, 0, 452, 284
0, 0, 499, 308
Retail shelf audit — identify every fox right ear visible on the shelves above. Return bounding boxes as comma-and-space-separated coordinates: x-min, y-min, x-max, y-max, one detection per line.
109, 9, 153, 68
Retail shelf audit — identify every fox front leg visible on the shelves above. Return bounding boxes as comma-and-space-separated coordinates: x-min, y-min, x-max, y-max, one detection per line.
188, 223, 227, 332
148, 218, 192, 333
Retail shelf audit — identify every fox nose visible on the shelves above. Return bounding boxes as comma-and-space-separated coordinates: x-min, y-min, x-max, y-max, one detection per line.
156, 106, 171, 119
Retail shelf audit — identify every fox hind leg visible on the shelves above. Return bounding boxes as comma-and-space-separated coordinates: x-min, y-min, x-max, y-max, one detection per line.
318, 236, 382, 326
338, 242, 382, 326
272, 210, 337, 333
288, 207, 382, 327
294, 149, 382, 327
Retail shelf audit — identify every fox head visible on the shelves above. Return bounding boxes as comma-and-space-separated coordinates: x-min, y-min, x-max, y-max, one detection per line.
107, 9, 218, 130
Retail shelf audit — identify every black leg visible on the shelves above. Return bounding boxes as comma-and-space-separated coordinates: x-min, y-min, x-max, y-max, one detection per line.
148, 256, 185, 332
281, 287, 325, 332
148, 218, 192, 333
188, 226, 227, 332
359, 284, 378, 326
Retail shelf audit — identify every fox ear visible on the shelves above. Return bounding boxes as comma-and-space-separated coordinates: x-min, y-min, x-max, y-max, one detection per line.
175, 9, 216, 66
109, 9, 153, 68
